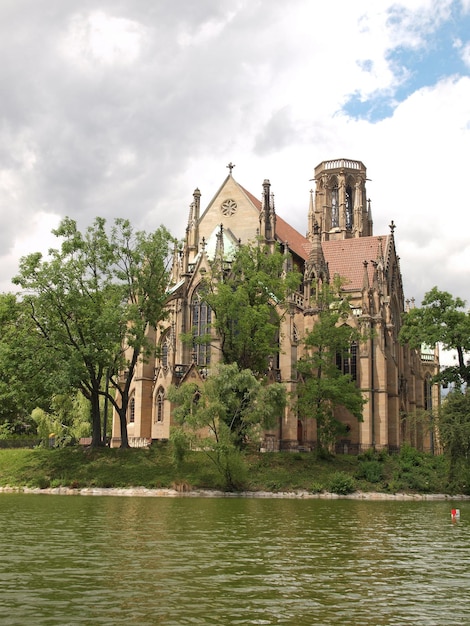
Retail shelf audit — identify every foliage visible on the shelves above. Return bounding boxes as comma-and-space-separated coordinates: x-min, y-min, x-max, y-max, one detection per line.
438, 389, 470, 479
384, 443, 448, 493
169, 428, 191, 468
297, 281, 366, 453
32, 393, 91, 447
12, 217, 174, 447
198, 241, 301, 375
105, 219, 175, 447
328, 471, 356, 494
399, 287, 470, 386
356, 460, 384, 483
0, 294, 52, 432
168, 362, 286, 489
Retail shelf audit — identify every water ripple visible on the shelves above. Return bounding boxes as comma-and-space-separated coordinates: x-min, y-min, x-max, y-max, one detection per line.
0, 495, 469, 625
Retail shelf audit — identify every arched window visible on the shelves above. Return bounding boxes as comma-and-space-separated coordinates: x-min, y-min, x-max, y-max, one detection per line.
345, 185, 354, 229
160, 331, 171, 368
129, 396, 135, 423
191, 286, 212, 366
336, 341, 358, 381
156, 388, 165, 422
331, 182, 339, 228
424, 375, 432, 411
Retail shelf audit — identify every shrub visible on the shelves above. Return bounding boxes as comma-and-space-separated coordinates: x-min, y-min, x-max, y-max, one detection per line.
398, 443, 423, 467
328, 471, 356, 495
356, 460, 384, 483
169, 428, 191, 468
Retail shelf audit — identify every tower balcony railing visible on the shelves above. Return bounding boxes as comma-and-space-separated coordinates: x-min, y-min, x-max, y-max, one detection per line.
323, 158, 363, 170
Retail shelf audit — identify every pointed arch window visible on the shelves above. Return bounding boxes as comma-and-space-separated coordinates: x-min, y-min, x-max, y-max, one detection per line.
191, 286, 212, 366
331, 182, 339, 228
346, 185, 354, 230
156, 388, 165, 422
424, 375, 432, 411
160, 331, 171, 368
336, 341, 358, 381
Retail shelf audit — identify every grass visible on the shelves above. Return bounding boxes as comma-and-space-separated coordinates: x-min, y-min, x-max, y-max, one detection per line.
0, 443, 463, 495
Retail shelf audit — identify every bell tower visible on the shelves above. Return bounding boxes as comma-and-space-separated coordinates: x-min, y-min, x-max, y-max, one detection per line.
311, 158, 373, 241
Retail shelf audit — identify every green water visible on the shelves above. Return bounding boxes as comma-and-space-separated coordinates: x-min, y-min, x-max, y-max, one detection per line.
0, 494, 468, 625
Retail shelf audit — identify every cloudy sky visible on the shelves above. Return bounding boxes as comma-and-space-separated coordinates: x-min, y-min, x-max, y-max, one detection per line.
1, 0, 470, 311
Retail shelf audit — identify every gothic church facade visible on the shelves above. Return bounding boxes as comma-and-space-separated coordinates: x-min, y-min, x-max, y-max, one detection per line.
111, 158, 440, 452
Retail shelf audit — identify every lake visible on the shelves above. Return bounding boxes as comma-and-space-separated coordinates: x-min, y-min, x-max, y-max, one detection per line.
0, 494, 468, 625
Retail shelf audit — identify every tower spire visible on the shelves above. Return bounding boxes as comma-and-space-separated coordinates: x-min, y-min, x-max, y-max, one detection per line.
259, 179, 276, 245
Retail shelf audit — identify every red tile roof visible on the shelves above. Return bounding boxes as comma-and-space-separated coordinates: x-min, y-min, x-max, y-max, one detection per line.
322, 236, 390, 291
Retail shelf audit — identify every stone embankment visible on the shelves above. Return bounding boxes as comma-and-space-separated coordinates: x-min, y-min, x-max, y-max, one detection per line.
1, 486, 469, 500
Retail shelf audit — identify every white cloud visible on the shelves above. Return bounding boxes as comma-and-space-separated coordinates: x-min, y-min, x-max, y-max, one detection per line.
0, 0, 469, 308
60, 11, 145, 68
460, 41, 470, 67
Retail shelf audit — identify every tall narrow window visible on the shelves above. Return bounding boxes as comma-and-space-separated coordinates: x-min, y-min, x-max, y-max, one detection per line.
191, 287, 212, 366
345, 185, 353, 230
331, 183, 339, 228
156, 388, 165, 422
129, 396, 135, 423
424, 376, 432, 411
160, 331, 170, 368
336, 341, 358, 381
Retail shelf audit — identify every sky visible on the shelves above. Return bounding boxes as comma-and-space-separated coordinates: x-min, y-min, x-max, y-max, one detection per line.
1, 0, 470, 317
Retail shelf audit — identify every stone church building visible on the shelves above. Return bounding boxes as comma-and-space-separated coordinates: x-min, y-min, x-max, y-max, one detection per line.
111, 158, 440, 453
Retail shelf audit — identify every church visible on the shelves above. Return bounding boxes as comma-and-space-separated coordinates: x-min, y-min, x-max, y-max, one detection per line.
111, 158, 440, 453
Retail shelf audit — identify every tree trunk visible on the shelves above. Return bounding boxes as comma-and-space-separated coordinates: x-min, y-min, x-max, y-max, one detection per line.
118, 408, 130, 448
90, 391, 103, 447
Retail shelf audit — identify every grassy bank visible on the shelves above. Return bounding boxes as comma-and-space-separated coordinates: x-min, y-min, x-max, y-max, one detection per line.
0, 443, 466, 495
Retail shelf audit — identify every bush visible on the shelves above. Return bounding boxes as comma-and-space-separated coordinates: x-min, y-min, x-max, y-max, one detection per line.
398, 443, 423, 468
328, 471, 356, 495
356, 460, 384, 483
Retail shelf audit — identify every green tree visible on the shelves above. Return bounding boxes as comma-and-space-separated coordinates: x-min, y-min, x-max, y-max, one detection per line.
297, 283, 365, 454
198, 241, 301, 375
438, 389, 470, 480
399, 287, 470, 386
13, 217, 174, 448
168, 362, 286, 489
106, 219, 175, 448
0, 293, 54, 433
32, 392, 91, 447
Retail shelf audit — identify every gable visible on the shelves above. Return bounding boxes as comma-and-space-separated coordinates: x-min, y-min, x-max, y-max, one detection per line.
198, 175, 261, 245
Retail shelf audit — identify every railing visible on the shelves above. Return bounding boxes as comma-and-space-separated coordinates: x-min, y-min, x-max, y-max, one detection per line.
129, 437, 151, 448
288, 291, 304, 308
174, 364, 209, 379
323, 159, 363, 171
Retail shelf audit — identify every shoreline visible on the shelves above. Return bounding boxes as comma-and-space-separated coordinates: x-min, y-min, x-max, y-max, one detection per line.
1, 485, 469, 500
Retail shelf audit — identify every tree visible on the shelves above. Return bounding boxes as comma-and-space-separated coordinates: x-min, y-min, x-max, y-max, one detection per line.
168, 362, 286, 489
198, 241, 301, 375
106, 219, 174, 447
438, 389, 470, 480
32, 392, 91, 447
0, 293, 55, 433
297, 283, 365, 454
13, 217, 174, 447
399, 287, 470, 386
